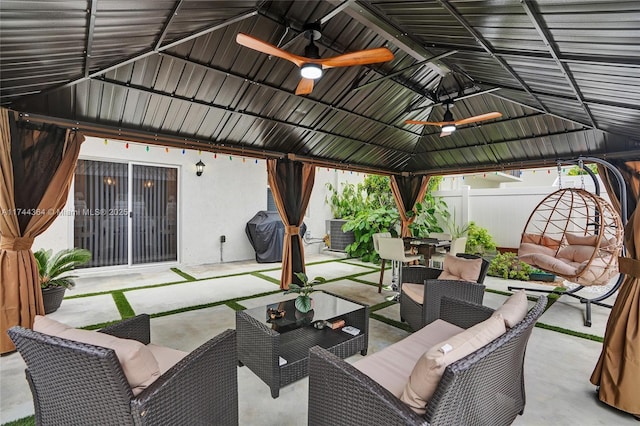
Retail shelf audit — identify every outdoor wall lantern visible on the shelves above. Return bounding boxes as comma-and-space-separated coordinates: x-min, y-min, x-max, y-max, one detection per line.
195, 160, 206, 176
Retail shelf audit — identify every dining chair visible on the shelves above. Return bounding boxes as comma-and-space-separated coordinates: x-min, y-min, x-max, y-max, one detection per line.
372, 232, 392, 293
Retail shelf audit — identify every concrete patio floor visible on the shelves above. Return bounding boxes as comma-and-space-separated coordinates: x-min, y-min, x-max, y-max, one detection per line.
0, 251, 635, 425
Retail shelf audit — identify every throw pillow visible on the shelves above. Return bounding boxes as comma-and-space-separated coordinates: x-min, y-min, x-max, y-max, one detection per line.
491, 289, 528, 328
33, 315, 161, 395
400, 315, 506, 414
565, 233, 598, 247
437, 254, 482, 282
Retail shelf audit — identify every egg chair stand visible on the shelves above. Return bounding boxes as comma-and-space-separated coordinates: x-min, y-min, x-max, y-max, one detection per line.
509, 158, 627, 327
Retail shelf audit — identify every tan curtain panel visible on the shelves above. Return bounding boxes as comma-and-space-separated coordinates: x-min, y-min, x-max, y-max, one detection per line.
591, 160, 640, 416
266, 159, 315, 290
0, 109, 83, 354
390, 175, 431, 237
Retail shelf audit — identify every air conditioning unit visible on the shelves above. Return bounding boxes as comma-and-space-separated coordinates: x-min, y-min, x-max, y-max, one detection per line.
325, 219, 355, 252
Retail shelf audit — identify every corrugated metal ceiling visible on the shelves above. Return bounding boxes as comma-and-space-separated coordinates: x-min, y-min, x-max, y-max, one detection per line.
2, 0, 640, 175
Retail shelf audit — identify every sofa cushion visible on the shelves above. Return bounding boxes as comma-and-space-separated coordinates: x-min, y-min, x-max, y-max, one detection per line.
400, 315, 506, 414
437, 254, 482, 282
402, 283, 424, 304
491, 290, 528, 328
33, 316, 161, 395
353, 319, 463, 397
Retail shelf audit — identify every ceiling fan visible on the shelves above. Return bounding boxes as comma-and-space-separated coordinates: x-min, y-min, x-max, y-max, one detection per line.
236, 24, 394, 95
405, 102, 502, 137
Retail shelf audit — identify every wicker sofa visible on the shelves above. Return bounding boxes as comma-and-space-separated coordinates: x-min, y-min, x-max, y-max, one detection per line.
8, 314, 238, 425
400, 254, 490, 331
308, 294, 547, 426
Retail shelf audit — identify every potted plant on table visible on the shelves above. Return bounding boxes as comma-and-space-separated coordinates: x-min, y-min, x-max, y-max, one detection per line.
285, 272, 326, 314
34, 248, 91, 314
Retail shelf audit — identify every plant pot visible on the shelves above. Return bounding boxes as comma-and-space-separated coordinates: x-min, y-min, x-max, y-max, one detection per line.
42, 286, 66, 314
295, 308, 315, 324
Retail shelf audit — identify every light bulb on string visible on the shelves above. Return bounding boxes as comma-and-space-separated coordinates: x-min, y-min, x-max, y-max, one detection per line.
146, 146, 150, 152
125, 143, 129, 149
104, 139, 108, 145
182, 149, 185, 155
165, 147, 169, 153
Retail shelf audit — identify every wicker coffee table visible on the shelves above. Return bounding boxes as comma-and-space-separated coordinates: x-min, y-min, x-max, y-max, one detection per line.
236, 290, 368, 398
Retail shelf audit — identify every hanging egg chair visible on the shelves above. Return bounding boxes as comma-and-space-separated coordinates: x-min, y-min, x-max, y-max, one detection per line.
518, 188, 623, 286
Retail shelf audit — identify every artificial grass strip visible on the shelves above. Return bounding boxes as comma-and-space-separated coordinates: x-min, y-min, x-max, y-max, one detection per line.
112, 291, 135, 318
170, 267, 196, 281
226, 300, 246, 311
251, 271, 281, 285
535, 322, 604, 343
370, 312, 413, 333
1, 415, 34, 426
370, 300, 396, 312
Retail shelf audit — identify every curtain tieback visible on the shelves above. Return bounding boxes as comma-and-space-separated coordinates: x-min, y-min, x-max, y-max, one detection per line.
285, 225, 300, 235
0, 236, 35, 251
619, 257, 640, 279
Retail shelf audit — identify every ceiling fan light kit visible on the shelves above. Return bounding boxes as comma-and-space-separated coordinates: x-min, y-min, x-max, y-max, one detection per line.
442, 123, 456, 133
301, 63, 322, 79
235, 28, 393, 95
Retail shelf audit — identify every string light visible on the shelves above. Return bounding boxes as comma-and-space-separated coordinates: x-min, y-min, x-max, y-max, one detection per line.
255, 159, 258, 164
182, 149, 185, 155
198, 150, 202, 155
214, 153, 217, 159
125, 143, 129, 149
145, 146, 150, 152
229, 155, 232, 160
165, 147, 169, 153
104, 139, 108, 145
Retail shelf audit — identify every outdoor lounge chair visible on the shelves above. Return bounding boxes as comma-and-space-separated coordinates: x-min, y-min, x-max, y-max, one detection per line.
400, 254, 489, 330
8, 314, 238, 425
308, 294, 547, 426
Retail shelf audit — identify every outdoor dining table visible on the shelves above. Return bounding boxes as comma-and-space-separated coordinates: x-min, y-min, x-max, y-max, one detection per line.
403, 237, 451, 265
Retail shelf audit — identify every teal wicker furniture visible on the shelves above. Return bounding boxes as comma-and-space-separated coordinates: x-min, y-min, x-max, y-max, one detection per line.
8, 314, 238, 425
308, 295, 547, 426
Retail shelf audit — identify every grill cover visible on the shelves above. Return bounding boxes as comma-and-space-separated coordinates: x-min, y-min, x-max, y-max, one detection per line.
245, 211, 307, 263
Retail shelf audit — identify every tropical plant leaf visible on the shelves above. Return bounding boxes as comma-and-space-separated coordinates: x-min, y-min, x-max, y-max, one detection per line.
295, 295, 312, 313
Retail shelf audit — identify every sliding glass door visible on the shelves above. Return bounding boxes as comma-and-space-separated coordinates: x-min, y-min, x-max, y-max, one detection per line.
131, 164, 178, 264
73, 160, 178, 268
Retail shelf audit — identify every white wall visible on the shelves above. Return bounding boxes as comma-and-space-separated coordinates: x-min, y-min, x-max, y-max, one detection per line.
34, 137, 364, 266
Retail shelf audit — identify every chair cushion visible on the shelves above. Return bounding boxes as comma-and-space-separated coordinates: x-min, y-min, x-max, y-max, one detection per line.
557, 244, 595, 263
565, 233, 598, 246
437, 254, 482, 282
33, 316, 161, 395
491, 289, 528, 328
522, 233, 561, 249
402, 283, 424, 304
399, 315, 506, 414
354, 319, 463, 397
147, 343, 188, 374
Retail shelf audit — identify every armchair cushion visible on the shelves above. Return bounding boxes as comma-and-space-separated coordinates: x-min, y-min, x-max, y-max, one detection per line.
491, 290, 529, 328
565, 233, 598, 246
33, 315, 161, 395
399, 314, 506, 414
402, 283, 424, 304
437, 254, 482, 282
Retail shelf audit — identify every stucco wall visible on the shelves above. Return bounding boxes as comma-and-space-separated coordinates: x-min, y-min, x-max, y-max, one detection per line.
33, 136, 365, 267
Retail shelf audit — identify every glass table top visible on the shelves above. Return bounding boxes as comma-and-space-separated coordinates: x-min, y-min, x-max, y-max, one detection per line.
242, 291, 363, 334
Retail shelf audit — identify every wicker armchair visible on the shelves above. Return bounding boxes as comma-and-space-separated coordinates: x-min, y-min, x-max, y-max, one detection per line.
8, 314, 238, 426
308, 295, 547, 426
400, 254, 489, 331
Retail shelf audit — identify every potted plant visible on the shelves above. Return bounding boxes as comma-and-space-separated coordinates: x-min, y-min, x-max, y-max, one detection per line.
284, 272, 326, 313
34, 248, 91, 314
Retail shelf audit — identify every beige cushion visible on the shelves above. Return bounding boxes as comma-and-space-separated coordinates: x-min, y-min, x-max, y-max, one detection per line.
557, 245, 595, 263
437, 254, 482, 282
518, 242, 556, 258
565, 233, 598, 246
147, 343, 188, 373
400, 315, 506, 414
519, 252, 579, 276
354, 319, 464, 397
522, 233, 561, 249
402, 283, 424, 304
491, 289, 528, 328
33, 316, 161, 395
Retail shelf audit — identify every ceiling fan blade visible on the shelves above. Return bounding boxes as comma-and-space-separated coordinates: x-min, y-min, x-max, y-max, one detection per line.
317, 47, 394, 69
236, 33, 306, 68
405, 119, 451, 126
440, 130, 453, 137
454, 112, 502, 126
295, 78, 315, 95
